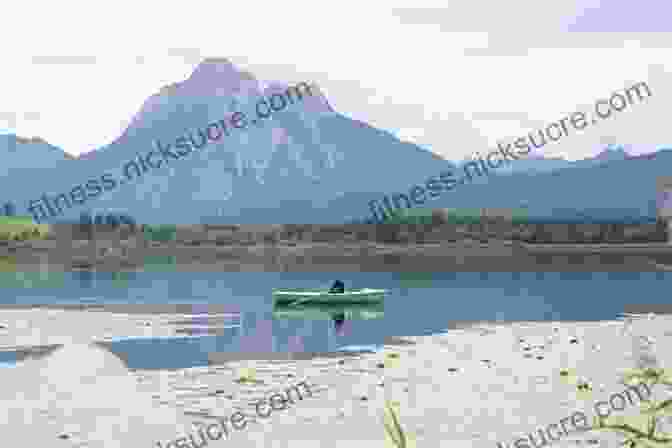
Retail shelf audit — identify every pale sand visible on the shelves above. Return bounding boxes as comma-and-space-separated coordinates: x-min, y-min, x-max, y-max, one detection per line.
384, 314, 672, 447
0, 343, 195, 448
0, 334, 386, 447
2, 310, 672, 447
0, 307, 241, 349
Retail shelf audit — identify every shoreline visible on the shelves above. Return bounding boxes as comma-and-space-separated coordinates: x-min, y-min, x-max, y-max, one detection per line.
0, 240, 670, 271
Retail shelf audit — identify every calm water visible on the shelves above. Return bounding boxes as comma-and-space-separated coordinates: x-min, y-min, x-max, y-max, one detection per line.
1, 271, 670, 369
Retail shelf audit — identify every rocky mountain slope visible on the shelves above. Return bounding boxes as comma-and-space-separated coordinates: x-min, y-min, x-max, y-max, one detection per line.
0, 59, 666, 226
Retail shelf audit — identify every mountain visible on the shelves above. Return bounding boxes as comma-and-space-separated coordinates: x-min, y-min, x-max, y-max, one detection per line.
568, 144, 631, 169
472, 144, 633, 175
0, 58, 456, 225
460, 153, 572, 175
0, 59, 665, 226
0, 135, 72, 172
431, 148, 671, 223
595, 144, 631, 160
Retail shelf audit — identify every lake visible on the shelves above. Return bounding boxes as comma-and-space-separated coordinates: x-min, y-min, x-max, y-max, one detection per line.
0, 271, 669, 369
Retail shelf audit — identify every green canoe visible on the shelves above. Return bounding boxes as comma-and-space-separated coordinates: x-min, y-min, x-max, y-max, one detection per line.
272, 288, 386, 306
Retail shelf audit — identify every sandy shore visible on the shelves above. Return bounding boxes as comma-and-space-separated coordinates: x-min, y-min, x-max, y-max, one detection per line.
0, 306, 244, 350
2, 308, 672, 447
384, 314, 672, 447
0, 322, 386, 447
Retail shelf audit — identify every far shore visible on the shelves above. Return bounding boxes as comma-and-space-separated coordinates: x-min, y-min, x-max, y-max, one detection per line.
0, 239, 670, 271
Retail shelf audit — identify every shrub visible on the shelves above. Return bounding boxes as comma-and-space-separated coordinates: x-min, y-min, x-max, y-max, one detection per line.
143, 224, 177, 242
234, 367, 263, 385
589, 367, 672, 447
0, 216, 50, 241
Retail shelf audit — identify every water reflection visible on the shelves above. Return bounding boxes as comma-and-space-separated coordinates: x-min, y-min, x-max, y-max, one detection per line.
273, 302, 384, 338
70, 270, 135, 289
395, 272, 438, 288
272, 302, 384, 320
142, 255, 176, 271
0, 255, 67, 289
333, 312, 346, 335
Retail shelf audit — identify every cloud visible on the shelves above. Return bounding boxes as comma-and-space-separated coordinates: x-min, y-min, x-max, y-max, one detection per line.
389, 1, 602, 32
0, 0, 669, 163
31, 55, 98, 65
566, 0, 672, 32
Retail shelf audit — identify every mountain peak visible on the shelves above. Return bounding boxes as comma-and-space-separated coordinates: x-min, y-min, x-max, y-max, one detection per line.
595, 144, 630, 160
187, 58, 257, 88
190, 58, 237, 78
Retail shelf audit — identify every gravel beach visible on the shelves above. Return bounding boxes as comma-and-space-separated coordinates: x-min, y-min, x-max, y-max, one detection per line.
2, 307, 672, 447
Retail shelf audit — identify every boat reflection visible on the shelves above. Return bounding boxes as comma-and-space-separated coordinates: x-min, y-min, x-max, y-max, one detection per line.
273, 302, 383, 320
273, 302, 384, 336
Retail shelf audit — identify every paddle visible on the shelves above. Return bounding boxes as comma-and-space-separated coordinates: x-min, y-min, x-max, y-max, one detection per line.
286, 294, 320, 307
285, 284, 339, 307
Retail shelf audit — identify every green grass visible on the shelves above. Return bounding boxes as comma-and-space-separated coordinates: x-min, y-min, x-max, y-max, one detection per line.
384, 401, 409, 448
0, 256, 66, 288
142, 224, 177, 242
142, 255, 176, 271
0, 216, 34, 224
383, 208, 434, 225
0, 216, 50, 241
234, 367, 264, 385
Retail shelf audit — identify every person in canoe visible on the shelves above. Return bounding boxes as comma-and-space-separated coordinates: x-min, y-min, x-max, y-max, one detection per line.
328, 280, 345, 293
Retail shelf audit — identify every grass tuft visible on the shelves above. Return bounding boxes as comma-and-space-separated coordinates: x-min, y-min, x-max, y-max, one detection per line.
588, 367, 672, 446
384, 401, 407, 448
0, 216, 50, 241
234, 367, 264, 385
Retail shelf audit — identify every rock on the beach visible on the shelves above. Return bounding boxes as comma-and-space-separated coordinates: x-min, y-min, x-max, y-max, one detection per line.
0, 343, 192, 448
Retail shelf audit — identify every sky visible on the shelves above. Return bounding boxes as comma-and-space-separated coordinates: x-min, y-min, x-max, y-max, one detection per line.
2, 0, 671, 161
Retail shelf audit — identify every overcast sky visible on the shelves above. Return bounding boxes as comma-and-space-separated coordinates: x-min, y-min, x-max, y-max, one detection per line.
2, 0, 671, 160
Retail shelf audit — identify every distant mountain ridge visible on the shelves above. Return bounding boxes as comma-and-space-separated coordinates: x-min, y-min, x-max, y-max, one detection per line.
0, 59, 666, 225
436, 148, 672, 223
0, 134, 72, 172
0, 58, 455, 224
456, 144, 646, 176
